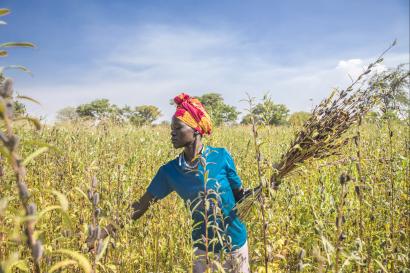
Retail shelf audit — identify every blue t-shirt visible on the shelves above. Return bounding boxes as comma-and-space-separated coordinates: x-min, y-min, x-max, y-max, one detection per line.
146, 145, 247, 253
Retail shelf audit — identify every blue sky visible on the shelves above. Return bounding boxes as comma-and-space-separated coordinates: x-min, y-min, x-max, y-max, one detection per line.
1, 0, 409, 122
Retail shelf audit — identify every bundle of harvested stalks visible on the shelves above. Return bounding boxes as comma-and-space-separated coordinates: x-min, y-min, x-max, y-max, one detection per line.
235, 42, 397, 220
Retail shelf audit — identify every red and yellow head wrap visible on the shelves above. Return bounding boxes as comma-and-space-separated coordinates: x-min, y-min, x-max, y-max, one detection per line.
173, 93, 212, 136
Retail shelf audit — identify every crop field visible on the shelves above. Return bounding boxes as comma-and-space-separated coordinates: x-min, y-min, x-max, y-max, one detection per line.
0, 119, 408, 273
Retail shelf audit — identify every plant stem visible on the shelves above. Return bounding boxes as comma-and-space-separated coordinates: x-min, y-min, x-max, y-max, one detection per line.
387, 119, 395, 272
251, 112, 269, 273
354, 117, 365, 272
335, 175, 348, 273
0, 88, 42, 273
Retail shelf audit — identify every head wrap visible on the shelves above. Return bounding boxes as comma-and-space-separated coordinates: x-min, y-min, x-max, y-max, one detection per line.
173, 93, 212, 135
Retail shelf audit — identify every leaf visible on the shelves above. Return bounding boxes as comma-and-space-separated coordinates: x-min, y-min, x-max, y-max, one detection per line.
48, 259, 77, 273
51, 190, 69, 211
23, 146, 49, 166
4, 65, 32, 75
21, 140, 61, 154
0, 145, 12, 164
211, 260, 225, 273
106, 264, 117, 273
14, 116, 42, 130
16, 95, 40, 105
13, 260, 29, 272
25, 117, 42, 130
0, 50, 8, 57
2, 256, 30, 273
74, 187, 92, 204
55, 249, 92, 273
61, 210, 74, 230
0, 101, 7, 118
0, 197, 9, 215
0, 9, 10, 16
0, 42, 36, 48
375, 260, 388, 273
37, 205, 61, 220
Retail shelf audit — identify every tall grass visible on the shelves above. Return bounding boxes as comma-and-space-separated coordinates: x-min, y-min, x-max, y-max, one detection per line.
0, 119, 407, 272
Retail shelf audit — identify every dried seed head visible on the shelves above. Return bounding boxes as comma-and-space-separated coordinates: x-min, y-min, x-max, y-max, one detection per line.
27, 203, 36, 215
94, 226, 101, 239
298, 249, 306, 260
297, 261, 305, 272
18, 182, 30, 200
32, 240, 43, 262
94, 207, 101, 217
93, 193, 100, 206
87, 224, 94, 237
96, 239, 103, 255
87, 189, 93, 201
6, 101, 14, 119
7, 135, 19, 152
91, 176, 98, 188
339, 173, 350, 185
355, 185, 361, 196
0, 78, 14, 98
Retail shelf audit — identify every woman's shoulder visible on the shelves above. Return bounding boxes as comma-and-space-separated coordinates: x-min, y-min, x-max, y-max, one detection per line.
156, 157, 179, 172
164, 156, 179, 167
205, 145, 230, 157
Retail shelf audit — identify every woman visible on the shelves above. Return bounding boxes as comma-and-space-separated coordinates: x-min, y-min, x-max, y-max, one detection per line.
131, 93, 250, 273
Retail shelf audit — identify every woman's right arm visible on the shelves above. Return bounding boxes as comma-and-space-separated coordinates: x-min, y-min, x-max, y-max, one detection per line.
131, 191, 157, 220
105, 192, 156, 234
89, 191, 156, 250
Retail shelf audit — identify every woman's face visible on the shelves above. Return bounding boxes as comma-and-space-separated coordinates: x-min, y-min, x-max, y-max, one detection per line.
170, 116, 196, 149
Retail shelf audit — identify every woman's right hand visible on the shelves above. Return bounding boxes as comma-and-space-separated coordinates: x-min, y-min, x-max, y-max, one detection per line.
131, 191, 156, 220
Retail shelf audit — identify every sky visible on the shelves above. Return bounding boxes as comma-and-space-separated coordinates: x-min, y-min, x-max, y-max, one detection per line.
1, 0, 409, 122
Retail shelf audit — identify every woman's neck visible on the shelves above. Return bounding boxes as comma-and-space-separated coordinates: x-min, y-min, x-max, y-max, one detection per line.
183, 139, 203, 163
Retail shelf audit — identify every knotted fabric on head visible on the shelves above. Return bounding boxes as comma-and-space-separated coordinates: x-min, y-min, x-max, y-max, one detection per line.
173, 93, 212, 136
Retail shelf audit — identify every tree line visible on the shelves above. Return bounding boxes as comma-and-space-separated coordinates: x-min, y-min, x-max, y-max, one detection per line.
56, 93, 311, 126
55, 64, 409, 126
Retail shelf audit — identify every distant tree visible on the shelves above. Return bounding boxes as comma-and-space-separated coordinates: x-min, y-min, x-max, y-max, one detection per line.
76, 99, 119, 120
288, 111, 311, 126
129, 105, 161, 126
196, 93, 239, 126
60, 100, 161, 126
13, 101, 27, 117
241, 95, 289, 125
160, 120, 170, 126
56, 106, 78, 122
368, 64, 409, 120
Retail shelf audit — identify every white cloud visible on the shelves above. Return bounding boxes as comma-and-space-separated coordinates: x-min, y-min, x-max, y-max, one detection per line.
336, 58, 388, 80
20, 24, 409, 123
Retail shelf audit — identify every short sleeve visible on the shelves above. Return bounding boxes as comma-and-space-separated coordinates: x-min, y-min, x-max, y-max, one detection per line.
146, 166, 173, 200
224, 149, 243, 190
